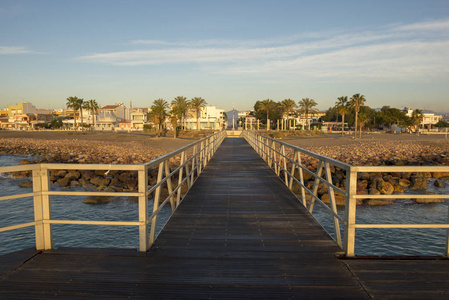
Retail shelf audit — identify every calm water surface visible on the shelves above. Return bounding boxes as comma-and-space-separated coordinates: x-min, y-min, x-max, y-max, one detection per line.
0, 154, 171, 256
1, 154, 448, 256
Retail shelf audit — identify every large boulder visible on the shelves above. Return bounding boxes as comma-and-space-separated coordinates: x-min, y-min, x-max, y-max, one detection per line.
434, 180, 445, 188
316, 182, 328, 196
19, 180, 33, 188
55, 170, 67, 178
415, 197, 445, 204
432, 172, 449, 179
371, 178, 394, 195
64, 171, 81, 181
398, 179, 412, 188
410, 176, 428, 190
90, 176, 110, 187
58, 177, 71, 187
83, 196, 112, 204
393, 184, 404, 194
320, 193, 355, 206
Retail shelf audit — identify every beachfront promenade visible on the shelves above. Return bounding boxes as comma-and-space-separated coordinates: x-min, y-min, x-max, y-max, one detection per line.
1, 137, 449, 299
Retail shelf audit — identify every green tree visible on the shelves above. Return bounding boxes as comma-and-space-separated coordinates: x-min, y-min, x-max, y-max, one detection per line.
349, 93, 366, 138
298, 98, 318, 130
435, 120, 449, 128
255, 99, 278, 130
336, 96, 349, 136
357, 112, 370, 138
320, 107, 339, 122
77, 98, 84, 128
66, 96, 83, 130
190, 97, 207, 130
83, 99, 100, 130
411, 109, 423, 133
172, 96, 190, 130
281, 98, 296, 130
376, 106, 409, 132
170, 105, 182, 138
50, 119, 63, 129
151, 98, 169, 137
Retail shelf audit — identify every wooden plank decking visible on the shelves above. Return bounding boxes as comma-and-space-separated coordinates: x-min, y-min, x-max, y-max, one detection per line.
0, 137, 448, 299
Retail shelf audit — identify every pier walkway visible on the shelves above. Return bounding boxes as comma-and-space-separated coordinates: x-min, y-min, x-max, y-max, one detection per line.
1, 137, 449, 299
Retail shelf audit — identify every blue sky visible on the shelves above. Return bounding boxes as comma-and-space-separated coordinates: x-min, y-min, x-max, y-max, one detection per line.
1, 0, 449, 112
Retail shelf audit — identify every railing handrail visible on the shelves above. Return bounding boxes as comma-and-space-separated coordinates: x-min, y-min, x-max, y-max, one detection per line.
254, 133, 352, 171
243, 130, 449, 257
0, 130, 227, 252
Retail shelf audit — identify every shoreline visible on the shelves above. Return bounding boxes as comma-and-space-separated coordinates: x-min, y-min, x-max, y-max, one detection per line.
0, 131, 197, 165
1, 131, 448, 206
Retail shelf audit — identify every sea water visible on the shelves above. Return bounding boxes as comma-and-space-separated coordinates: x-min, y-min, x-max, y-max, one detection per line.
1, 154, 449, 256
312, 180, 449, 256
0, 155, 172, 256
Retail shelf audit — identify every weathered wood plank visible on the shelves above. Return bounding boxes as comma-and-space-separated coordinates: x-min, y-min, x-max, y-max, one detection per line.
6, 137, 435, 299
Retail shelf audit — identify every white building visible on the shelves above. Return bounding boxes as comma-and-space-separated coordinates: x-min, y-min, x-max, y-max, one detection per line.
404, 107, 443, 129
185, 105, 225, 130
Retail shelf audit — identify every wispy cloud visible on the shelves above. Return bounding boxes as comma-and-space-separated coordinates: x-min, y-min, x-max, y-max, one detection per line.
395, 19, 449, 32
0, 46, 34, 55
77, 19, 449, 82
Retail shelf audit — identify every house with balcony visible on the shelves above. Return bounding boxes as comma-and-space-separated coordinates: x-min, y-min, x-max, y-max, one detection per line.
404, 107, 443, 130
184, 105, 225, 130
130, 108, 149, 130
94, 104, 129, 130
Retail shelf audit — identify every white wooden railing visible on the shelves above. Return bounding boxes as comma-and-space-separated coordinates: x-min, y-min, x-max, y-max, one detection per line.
0, 131, 227, 252
243, 131, 449, 257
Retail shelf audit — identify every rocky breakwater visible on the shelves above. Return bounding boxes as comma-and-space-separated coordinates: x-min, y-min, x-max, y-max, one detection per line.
288, 139, 449, 206
15, 157, 186, 205
2, 137, 190, 204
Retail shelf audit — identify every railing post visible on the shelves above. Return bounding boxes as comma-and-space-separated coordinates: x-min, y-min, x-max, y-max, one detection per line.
344, 168, 357, 257
33, 165, 53, 250
207, 136, 212, 162
191, 145, 197, 184
177, 151, 186, 207
150, 162, 164, 246
199, 141, 204, 173
138, 166, 149, 251
281, 145, 287, 183
267, 139, 273, 168
446, 203, 449, 257
164, 160, 175, 212
308, 161, 324, 213
325, 162, 342, 248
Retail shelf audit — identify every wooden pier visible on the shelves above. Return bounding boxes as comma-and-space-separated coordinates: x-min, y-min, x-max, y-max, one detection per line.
1, 137, 448, 299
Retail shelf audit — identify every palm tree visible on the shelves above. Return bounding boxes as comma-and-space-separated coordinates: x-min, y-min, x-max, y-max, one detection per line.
411, 109, 423, 135
77, 98, 84, 129
190, 97, 207, 130
335, 96, 349, 136
298, 98, 318, 130
257, 99, 277, 130
170, 105, 182, 138
281, 98, 296, 130
151, 98, 169, 137
66, 96, 82, 130
357, 112, 369, 138
349, 93, 366, 138
172, 96, 190, 130
83, 99, 100, 130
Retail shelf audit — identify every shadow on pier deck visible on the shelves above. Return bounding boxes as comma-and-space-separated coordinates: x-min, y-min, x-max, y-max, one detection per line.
1, 137, 448, 299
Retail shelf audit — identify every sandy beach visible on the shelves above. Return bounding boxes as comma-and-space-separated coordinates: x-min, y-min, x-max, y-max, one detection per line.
0, 131, 197, 164
1, 130, 448, 206
283, 133, 449, 166
1, 131, 448, 166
